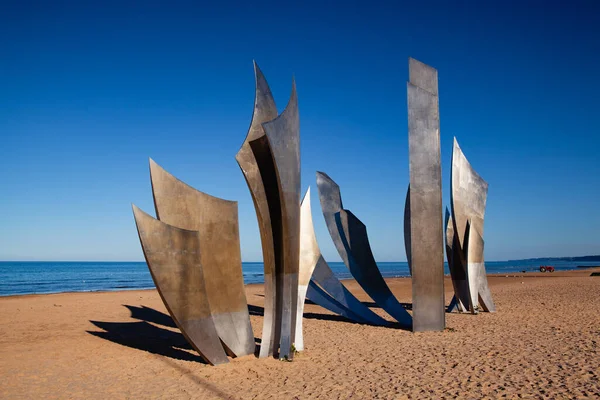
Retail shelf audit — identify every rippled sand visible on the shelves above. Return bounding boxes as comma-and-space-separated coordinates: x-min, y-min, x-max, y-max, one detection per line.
1, 269, 599, 399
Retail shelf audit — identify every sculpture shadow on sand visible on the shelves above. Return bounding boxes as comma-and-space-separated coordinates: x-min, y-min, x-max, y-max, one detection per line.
88, 323, 204, 363
87, 305, 260, 364
248, 304, 406, 329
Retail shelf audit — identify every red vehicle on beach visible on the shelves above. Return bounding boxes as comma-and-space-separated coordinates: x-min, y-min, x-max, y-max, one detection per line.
539, 265, 555, 273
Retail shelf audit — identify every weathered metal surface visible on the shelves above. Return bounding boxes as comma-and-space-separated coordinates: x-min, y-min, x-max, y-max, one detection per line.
235, 64, 301, 359
337, 209, 412, 328
261, 81, 300, 359
149, 160, 254, 357
445, 208, 471, 313
316, 171, 412, 329
311, 256, 388, 326
451, 138, 495, 313
466, 224, 496, 312
316, 172, 349, 265
306, 280, 369, 323
299, 185, 387, 329
407, 57, 445, 331
465, 222, 479, 313
235, 62, 279, 358
132, 205, 229, 365
451, 138, 488, 250
403, 185, 412, 276
295, 188, 319, 351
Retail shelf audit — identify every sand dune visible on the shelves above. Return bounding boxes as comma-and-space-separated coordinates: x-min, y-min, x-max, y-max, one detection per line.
1, 269, 599, 399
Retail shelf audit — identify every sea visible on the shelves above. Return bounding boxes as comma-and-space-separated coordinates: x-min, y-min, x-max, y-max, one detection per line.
0, 260, 597, 297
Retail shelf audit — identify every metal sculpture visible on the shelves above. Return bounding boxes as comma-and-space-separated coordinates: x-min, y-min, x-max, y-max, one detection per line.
297, 187, 388, 328
306, 281, 369, 323
444, 209, 471, 313
236, 62, 301, 360
296, 188, 318, 351
403, 186, 412, 276
316, 171, 412, 329
132, 206, 230, 365
235, 62, 279, 358
448, 138, 496, 313
451, 138, 487, 251
262, 82, 300, 360
405, 57, 445, 331
310, 257, 388, 326
128, 59, 498, 369
467, 224, 495, 312
149, 160, 255, 356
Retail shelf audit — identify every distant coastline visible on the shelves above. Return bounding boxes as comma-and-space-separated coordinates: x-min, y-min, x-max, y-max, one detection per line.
2, 259, 600, 297
507, 255, 600, 262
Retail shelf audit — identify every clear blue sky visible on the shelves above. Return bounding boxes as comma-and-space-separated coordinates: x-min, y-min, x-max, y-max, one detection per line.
1, 1, 599, 262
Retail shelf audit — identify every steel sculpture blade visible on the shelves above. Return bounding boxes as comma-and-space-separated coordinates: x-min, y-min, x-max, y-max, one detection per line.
445, 208, 471, 313
296, 187, 319, 351
306, 280, 369, 323
316, 171, 412, 329
403, 186, 412, 276
236, 64, 301, 360
336, 209, 412, 327
261, 81, 300, 360
298, 186, 388, 332
310, 256, 388, 326
132, 205, 229, 366
451, 138, 488, 250
406, 57, 445, 331
450, 138, 495, 313
466, 224, 496, 312
464, 222, 479, 313
234, 62, 279, 358
149, 160, 254, 357
446, 295, 460, 313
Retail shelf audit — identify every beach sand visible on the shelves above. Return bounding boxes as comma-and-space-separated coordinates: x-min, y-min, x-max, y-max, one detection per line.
1, 269, 599, 399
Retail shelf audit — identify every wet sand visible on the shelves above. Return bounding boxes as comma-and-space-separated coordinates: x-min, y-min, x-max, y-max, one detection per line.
1, 269, 599, 399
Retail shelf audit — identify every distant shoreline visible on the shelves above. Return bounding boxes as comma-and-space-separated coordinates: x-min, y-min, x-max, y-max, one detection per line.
3, 267, 599, 299
507, 255, 600, 262
2, 255, 600, 263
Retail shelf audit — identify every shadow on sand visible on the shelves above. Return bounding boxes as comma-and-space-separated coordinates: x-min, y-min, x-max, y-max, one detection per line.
248, 304, 362, 324
258, 294, 413, 311
87, 305, 207, 363
88, 305, 266, 363
88, 298, 412, 362
248, 304, 408, 329
88, 305, 246, 398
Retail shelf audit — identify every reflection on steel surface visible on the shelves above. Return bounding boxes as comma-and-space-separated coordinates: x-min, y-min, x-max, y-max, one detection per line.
149, 160, 254, 357
236, 62, 300, 359
466, 224, 496, 312
444, 208, 471, 313
235, 62, 279, 358
451, 138, 488, 251
298, 186, 387, 327
450, 138, 495, 313
311, 256, 388, 326
403, 185, 412, 276
406, 57, 445, 331
296, 188, 319, 351
132, 206, 230, 365
316, 171, 412, 329
261, 79, 300, 360
464, 222, 480, 312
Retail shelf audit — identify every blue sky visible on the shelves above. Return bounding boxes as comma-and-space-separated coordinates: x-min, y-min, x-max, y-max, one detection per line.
1, 1, 599, 262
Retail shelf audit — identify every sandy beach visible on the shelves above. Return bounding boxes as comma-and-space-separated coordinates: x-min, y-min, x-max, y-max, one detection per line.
1, 269, 599, 399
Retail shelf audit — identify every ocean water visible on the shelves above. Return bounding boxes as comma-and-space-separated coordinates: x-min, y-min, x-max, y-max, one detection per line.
0, 260, 597, 297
